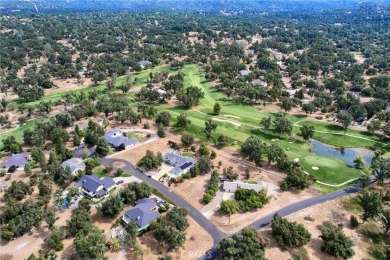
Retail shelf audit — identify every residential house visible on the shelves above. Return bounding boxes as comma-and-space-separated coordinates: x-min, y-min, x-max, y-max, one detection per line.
74, 117, 104, 131
267, 49, 283, 60
103, 129, 139, 150
247, 50, 255, 56
279, 64, 287, 71
163, 150, 196, 175
157, 89, 166, 97
285, 88, 298, 97
61, 158, 86, 176
223, 181, 267, 193
239, 69, 251, 78
251, 79, 267, 87
75, 174, 115, 199
122, 198, 160, 230
138, 60, 152, 69
2, 153, 30, 171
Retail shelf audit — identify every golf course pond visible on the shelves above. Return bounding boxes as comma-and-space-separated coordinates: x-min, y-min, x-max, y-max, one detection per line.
310, 139, 374, 167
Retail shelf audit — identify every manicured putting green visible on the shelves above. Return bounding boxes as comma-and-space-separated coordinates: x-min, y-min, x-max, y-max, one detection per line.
302, 155, 340, 168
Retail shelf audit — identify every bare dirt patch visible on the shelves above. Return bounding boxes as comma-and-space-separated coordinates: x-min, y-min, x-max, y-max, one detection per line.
110, 134, 173, 165
47, 77, 93, 95
138, 216, 213, 260
171, 174, 210, 211
210, 188, 315, 234
263, 198, 370, 260
113, 161, 126, 169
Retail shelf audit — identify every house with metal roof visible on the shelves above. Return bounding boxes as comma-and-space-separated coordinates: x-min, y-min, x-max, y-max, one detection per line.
239, 69, 251, 78
138, 60, 152, 69
251, 79, 267, 87
61, 158, 86, 176
122, 198, 160, 230
103, 129, 139, 150
2, 153, 30, 170
223, 181, 267, 193
75, 174, 115, 198
163, 150, 196, 175
74, 117, 104, 131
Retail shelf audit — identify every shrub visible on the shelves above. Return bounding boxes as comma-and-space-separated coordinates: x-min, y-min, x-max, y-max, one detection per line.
350, 215, 359, 229
203, 171, 220, 204
203, 192, 213, 204
272, 213, 311, 247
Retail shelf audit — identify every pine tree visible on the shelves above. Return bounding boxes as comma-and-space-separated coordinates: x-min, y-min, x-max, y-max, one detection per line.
157, 123, 166, 138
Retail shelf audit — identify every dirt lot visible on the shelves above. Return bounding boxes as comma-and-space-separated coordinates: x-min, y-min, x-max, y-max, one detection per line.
263, 197, 370, 260
137, 216, 213, 260
110, 131, 174, 165
171, 174, 211, 211
210, 188, 315, 234
0, 191, 79, 259
46, 77, 93, 95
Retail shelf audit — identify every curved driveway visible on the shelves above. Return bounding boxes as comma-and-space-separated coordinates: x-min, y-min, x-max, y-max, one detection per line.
101, 156, 363, 260
74, 148, 364, 259
100, 157, 226, 246
202, 183, 362, 259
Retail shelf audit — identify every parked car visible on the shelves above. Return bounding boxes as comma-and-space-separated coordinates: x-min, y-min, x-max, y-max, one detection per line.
116, 180, 124, 185
8, 165, 17, 173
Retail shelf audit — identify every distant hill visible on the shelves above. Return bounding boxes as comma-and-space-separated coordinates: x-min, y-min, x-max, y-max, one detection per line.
1, 0, 389, 14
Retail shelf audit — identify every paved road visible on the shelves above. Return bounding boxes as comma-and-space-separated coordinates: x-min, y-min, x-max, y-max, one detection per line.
99, 157, 226, 246
74, 148, 365, 259
201, 183, 363, 259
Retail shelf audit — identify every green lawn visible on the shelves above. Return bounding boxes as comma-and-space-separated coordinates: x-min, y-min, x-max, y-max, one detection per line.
155, 64, 387, 187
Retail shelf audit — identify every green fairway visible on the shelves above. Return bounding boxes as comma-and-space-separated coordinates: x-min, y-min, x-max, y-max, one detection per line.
156, 64, 385, 187
0, 118, 51, 150
13, 65, 170, 106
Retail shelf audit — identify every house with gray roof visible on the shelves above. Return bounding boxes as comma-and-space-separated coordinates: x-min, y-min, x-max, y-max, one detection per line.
122, 198, 160, 230
251, 79, 267, 87
61, 158, 86, 176
223, 181, 267, 193
103, 129, 139, 150
2, 153, 30, 170
75, 174, 115, 198
163, 150, 196, 175
239, 69, 251, 78
138, 60, 152, 69
74, 117, 104, 131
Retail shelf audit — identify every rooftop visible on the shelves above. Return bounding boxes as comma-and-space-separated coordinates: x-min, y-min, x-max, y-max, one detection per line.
223, 181, 267, 192
61, 158, 86, 173
123, 198, 160, 229
76, 174, 115, 193
3, 153, 29, 168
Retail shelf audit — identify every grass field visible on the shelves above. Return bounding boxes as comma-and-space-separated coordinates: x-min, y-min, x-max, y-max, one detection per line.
12, 65, 170, 106
155, 64, 386, 189
0, 117, 51, 151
